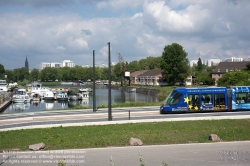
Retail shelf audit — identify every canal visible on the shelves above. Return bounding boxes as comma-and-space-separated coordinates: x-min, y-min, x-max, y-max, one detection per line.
2, 85, 160, 114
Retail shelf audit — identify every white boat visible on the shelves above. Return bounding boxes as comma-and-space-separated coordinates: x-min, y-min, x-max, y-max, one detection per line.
12, 89, 31, 103
0, 80, 8, 92
30, 92, 41, 101
8, 82, 18, 88
12, 95, 26, 103
68, 89, 86, 100
28, 82, 51, 98
79, 92, 89, 100
69, 95, 78, 101
44, 91, 55, 100
79, 88, 88, 92
130, 88, 136, 92
55, 92, 68, 101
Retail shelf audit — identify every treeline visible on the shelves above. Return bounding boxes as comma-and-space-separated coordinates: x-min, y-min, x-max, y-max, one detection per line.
1, 43, 250, 86
0, 56, 163, 83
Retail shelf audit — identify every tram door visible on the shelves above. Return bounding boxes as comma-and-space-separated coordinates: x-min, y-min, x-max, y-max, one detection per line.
187, 94, 200, 111
201, 94, 213, 111
214, 93, 226, 111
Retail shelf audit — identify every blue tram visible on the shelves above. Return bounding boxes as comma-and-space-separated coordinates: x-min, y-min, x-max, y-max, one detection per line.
160, 86, 250, 113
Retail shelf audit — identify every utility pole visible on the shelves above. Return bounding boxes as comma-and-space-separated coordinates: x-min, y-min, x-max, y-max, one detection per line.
93, 50, 96, 112
108, 42, 112, 121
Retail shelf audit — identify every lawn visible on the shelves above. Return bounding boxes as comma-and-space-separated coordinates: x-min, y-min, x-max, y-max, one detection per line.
1, 119, 250, 151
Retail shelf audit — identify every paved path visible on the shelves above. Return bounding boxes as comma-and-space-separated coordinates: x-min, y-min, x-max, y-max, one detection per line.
1, 106, 250, 131
0, 141, 250, 166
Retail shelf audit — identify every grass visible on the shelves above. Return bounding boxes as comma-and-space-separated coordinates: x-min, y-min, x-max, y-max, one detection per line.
0, 119, 250, 151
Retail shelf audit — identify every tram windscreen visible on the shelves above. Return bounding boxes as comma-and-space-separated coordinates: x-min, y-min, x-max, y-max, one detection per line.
164, 91, 183, 105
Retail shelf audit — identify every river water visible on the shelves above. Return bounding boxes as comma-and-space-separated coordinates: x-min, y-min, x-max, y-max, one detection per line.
2, 85, 159, 114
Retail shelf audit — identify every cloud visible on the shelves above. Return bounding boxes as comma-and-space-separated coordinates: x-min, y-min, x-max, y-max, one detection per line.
0, 0, 250, 70
56, 46, 66, 51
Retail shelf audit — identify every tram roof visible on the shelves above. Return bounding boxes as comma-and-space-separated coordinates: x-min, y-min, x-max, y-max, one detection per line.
174, 87, 227, 90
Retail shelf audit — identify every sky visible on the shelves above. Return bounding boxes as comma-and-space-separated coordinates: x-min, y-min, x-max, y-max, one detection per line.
0, 0, 250, 70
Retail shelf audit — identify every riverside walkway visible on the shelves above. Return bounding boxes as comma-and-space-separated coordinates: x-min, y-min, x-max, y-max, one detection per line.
1, 106, 250, 131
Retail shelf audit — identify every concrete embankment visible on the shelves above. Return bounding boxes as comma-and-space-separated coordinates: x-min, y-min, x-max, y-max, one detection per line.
0, 93, 12, 113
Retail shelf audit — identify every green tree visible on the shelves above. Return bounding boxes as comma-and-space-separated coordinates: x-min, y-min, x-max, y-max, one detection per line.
128, 60, 140, 73
59, 67, 71, 81
160, 43, 189, 85
217, 71, 250, 86
84, 67, 93, 81
101, 67, 109, 80
40, 67, 58, 81
112, 63, 121, 82
196, 58, 203, 72
13, 67, 29, 82
4, 70, 14, 82
244, 62, 250, 71
0, 64, 5, 78
29, 69, 40, 81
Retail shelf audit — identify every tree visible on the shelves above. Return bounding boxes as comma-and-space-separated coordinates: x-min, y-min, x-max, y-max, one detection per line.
13, 67, 29, 82
29, 69, 40, 81
40, 67, 58, 81
0, 64, 5, 78
160, 43, 189, 85
196, 58, 203, 72
244, 62, 250, 71
128, 60, 140, 73
217, 71, 250, 86
4, 70, 14, 82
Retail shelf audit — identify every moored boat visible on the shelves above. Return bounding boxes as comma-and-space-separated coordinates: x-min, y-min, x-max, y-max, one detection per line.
55, 92, 68, 101
12, 89, 31, 103
30, 92, 41, 102
44, 91, 55, 100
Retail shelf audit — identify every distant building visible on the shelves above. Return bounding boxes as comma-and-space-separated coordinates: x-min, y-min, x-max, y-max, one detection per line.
224, 57, 243, 62
211, 61, 249, 84
25, 56, 29, 71
206, 59, 221, 67
189, 60, 198, 67
62, 60, 75, 68
40, 60, 75, 70
131, 69, 167, 86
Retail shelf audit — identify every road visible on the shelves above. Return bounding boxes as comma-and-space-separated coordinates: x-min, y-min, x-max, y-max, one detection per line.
0, 141, 250, 166
1, 106, 250, 131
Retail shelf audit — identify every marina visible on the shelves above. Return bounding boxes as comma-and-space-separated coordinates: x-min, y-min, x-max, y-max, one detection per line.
1, 84, 159, 114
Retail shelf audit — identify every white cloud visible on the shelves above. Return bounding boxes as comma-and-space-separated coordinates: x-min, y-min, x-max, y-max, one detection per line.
56, 46, 66, 51
0, 0, 250, 69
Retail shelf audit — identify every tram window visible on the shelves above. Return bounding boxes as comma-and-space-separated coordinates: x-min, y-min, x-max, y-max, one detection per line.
236, 93, 247, 104
247, 93, 250, 103
214, 93, 225, 105
164, 91, 183, 105
188, 94, 199, 105
202, 94, 212, 104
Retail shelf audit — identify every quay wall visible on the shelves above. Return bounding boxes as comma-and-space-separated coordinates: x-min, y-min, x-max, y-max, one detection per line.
110, 85, 160, 95
0, 92, 12, 113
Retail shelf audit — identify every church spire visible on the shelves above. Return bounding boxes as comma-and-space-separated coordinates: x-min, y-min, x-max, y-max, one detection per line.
25, 56, 29, 72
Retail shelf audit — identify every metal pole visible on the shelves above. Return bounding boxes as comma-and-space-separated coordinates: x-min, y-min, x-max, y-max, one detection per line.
108, 42, 112, 121
93, 50, 96, 112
